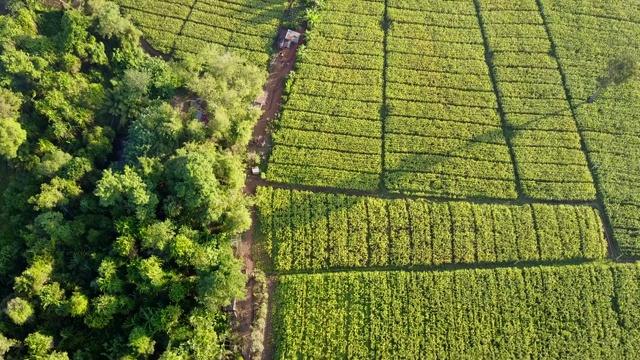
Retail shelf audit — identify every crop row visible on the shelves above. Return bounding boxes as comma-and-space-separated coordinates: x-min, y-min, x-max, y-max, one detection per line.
386, 100, 501, 125
265, 164, 380, 191
542, 0, 640, 254
384, 171, 518, 199
386, 84, 496, 108
256, 187, 606, 271
389, 23, 483, 44
388, 38, 485, 60
117, 0, 191, 19
195, 0, 284, 24
187, 10, 279, 37
278, 110, 381, 138
387, 53, 489, 74
389, 0, 477, 15
268, 146, 382, 174
386, 133, 512, 163
387, 69, 492, 91
326, 0, 385, 16
291, 78, 382, 102
295, 63, 383, 86
273, 263, 640, 358
387, 8, 478, 27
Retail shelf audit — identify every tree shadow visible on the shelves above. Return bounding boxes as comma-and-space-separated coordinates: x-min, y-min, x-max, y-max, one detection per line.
384, 101, 588, 200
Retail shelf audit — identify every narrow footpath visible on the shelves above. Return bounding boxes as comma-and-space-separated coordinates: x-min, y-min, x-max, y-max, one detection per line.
235, 24, 305, 359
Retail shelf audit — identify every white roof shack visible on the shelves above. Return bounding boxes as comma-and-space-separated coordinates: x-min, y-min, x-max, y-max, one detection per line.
279, 29, 301, 49
285, 29, 301, 43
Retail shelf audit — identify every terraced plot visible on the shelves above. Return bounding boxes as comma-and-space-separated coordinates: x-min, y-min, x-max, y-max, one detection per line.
116, 0, 285, 65
274, 263, 640, 358
257, 187, 608, 271
477, 0, 596, 201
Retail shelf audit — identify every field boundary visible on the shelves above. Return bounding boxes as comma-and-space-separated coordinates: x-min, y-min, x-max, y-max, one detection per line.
270, 257, 606, 276
379, 0, 390, 192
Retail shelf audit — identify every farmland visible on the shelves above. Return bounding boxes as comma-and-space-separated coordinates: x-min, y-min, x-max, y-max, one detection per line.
115, 0, 286, 65
266, 0, 386, 190
537, 0, 640, 255
258, 0, 640, 357
274, 263, 640, 358
256, 187, 608, 271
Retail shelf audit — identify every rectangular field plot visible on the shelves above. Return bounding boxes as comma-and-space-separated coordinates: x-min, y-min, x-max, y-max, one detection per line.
266, 0, 385, 191
274, 263, 640, 358
477, 0, 596, 201
540, 0, 640, 255
116, 0, 285, 66
384, 0, 517, 199
256, 187, 607, 271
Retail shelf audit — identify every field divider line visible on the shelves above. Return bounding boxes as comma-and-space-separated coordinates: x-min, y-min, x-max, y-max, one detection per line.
171, 0, 199, 57
269, 257, 604, 277
534, 0, 619, 259
257, 180, 599, 208
471, 0, 525, 201
379, 0, 390, 193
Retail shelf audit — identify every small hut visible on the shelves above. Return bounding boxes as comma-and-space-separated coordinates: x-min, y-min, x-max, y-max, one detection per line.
278, 29, 301, 49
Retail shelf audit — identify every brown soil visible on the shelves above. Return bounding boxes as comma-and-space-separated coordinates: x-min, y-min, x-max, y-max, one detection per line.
140, 38, 171, 61
235, 25, 306, 360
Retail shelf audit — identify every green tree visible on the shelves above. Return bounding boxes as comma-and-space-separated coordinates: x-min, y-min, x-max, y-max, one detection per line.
164, 142, 248, 229
0, 117, 26, 159
95, 166, 159, 221
183, 47, 266, 148
5, 297, 34, 325
108, 69, 152, 128
0, 7, 256, 358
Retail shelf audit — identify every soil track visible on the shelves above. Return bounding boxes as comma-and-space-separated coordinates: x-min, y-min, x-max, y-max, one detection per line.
236, 25, 304, 359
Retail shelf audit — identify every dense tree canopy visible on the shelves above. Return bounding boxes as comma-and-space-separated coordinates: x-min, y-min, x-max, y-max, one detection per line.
0, 1, 262, 358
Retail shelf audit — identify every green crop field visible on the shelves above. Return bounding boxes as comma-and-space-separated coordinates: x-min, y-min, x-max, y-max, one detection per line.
104, 0, 640, 357
274, 263, 640, 358
256, 187, 607, 271
115, 0, 286, 65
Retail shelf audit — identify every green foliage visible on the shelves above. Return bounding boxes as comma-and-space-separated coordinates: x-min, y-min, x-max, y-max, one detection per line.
95, 166, 159, 221
5, 297, 34, 325
0, 333, 20, 356
0, 4, 256, 359
183, 47, 266, 148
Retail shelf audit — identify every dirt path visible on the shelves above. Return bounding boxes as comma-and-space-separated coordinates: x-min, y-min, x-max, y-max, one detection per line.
235, 26, 305, 359
140, 38, 171, 61
261, 276, 277, 360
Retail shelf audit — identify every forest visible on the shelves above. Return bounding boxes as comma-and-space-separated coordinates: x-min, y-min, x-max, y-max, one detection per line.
0, 0, 264, 358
